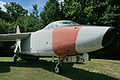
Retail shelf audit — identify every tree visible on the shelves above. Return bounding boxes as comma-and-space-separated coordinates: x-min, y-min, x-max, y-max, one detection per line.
0, 19, 10, 33
16, 16, 44, 32
40, 0, 61, 26
30, 4, 39, 19
62, 0, 87, 24
101, 0, 120, 27
0, 9, 12, 22
4, 2, 28, 21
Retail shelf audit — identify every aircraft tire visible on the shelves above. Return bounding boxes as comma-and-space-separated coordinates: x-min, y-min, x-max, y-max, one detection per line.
81, 58, 85, 63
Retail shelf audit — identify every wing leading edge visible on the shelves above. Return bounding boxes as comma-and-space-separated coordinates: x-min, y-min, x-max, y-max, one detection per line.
0, 33, 31, 41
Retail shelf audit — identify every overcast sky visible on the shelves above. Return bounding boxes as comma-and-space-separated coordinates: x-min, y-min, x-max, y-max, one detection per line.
0, 0, 48, 13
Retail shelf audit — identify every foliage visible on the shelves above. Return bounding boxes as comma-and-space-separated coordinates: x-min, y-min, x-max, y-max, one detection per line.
0, 10, 11, 22
4, 2, 28, 21
30, 4, 39, 19
16, 16, 44, 32
0, 19, 12, 33
40, 0, 61, 26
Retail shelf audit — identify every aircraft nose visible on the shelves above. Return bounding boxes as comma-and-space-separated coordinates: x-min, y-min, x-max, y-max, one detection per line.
102, 27, 119, 47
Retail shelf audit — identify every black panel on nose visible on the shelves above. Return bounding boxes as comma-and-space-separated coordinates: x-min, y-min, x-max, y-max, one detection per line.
102, 27, 119, 47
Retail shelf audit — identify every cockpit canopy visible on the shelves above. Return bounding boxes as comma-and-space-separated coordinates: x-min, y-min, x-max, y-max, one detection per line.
44, 20, 80, 30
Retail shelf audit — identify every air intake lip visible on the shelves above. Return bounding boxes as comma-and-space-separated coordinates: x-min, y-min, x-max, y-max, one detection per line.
102, 27, 118, 47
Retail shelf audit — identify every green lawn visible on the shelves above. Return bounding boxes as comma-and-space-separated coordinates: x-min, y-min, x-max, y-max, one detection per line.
0, 57, 120, 80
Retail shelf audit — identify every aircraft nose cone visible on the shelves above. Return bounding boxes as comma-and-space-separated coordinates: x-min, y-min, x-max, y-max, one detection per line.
102, 27, 119, 47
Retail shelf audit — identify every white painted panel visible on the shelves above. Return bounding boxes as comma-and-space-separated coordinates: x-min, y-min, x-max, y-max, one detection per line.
31, 30, 55, 56
76, 26, 110, 53
21, 36, 31, 53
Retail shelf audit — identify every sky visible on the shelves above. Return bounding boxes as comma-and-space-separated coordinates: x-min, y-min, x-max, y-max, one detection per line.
0, 0, 48, 13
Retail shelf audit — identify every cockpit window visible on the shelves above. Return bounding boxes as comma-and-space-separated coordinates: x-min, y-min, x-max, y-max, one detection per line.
44, 20, 80, 30
59, 21, 77, 25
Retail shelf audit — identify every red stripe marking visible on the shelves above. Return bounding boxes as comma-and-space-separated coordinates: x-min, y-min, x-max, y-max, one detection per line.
52, 26, 80, 58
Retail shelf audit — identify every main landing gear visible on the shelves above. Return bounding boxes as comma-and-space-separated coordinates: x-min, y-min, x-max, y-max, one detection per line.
13, 53, 19, 62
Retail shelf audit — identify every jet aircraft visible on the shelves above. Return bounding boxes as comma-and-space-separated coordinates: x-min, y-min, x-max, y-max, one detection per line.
0, 20, 118, 73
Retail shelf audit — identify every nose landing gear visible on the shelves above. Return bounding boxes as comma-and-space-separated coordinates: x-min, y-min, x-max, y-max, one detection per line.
53, 53, 89, 73
54, 58, 62, 73
55, 62, 62, 73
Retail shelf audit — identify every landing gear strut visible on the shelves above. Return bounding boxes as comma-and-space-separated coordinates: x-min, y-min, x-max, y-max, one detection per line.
13, 39, 21, 62
53, 53, 89, 73
13, 54, 19, 62
54, 58, 62, 73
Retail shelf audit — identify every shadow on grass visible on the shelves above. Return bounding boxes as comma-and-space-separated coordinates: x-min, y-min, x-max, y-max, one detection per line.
0, 60, 119, 80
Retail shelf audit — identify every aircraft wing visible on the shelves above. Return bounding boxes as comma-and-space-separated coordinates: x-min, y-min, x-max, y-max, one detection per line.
0, 33, 31, 41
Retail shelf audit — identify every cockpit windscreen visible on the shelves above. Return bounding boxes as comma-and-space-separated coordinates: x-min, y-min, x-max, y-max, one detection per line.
44, 20, 80, 30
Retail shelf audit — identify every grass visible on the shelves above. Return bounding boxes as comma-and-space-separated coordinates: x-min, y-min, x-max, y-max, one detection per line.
0, 57, 120, 80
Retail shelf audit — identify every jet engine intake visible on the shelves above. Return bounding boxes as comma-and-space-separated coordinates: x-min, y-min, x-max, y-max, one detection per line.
102, 27, 119, 47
